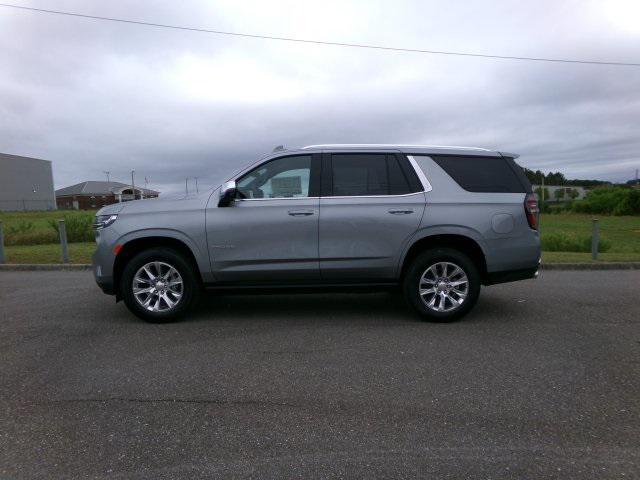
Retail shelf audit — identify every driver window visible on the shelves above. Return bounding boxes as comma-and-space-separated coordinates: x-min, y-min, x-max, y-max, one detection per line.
236, 155, 311, 199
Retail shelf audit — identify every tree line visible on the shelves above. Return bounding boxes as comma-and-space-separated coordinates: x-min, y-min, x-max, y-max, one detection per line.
523, 168, 611, 187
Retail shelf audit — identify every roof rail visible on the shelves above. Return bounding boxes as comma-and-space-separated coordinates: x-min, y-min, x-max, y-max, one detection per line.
301, 143, 491, 151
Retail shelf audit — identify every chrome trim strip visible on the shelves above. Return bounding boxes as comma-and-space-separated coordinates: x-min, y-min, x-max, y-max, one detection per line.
235, 197, 320, 202
321, 192, 425, 200
235, 192, 425, 201
406, 155, 433, 193
231, 154, 432, 201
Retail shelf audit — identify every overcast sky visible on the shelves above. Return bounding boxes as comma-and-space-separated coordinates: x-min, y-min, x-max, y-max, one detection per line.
1, 0, 639, 193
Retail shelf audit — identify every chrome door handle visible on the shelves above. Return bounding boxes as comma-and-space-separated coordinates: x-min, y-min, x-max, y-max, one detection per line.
388, 209, 414, 215
288, 209, 315, 216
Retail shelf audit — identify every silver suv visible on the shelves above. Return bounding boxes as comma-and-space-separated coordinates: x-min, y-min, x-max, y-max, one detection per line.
92, 144, 541, 323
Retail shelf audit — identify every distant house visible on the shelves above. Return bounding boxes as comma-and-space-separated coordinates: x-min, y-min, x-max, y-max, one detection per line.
55, 181, 159, 210
532, 185, 588, 202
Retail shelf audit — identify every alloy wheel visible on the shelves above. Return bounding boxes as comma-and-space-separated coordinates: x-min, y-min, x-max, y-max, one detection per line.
132, 261, 184, 312
419, 261, 469, 313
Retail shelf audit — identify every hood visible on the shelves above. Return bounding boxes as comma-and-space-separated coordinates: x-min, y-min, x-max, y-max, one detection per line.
96, 202, 127, 216
101, 190, 213, 215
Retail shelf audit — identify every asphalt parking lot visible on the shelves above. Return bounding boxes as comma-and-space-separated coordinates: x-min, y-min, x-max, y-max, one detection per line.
1, 270, 639, 479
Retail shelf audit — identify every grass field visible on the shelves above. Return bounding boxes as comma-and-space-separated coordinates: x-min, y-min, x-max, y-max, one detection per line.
0, 209, 97, 230
4, 242, 96, 264
540, 213, 640, 254
1, 211, 640, 264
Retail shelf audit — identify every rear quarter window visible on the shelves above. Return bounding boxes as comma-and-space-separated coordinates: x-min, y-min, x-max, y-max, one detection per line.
430, 155, 527, 193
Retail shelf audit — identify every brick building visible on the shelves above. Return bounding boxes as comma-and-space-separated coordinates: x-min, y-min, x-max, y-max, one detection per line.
55, 181, 159, 210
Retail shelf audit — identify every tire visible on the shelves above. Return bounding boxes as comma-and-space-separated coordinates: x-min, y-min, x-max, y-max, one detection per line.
120, 247, 201, 323
403, 248, 481, 322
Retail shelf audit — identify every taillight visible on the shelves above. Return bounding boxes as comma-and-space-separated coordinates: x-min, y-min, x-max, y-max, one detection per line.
524, 193, 539, 230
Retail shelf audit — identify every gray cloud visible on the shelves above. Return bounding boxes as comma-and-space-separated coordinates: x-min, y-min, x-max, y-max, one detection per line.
1, 0, 639, 194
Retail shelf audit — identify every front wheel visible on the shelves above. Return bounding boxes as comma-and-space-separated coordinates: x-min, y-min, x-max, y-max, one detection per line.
403, 248, 481, 322
121, 248, 201, 323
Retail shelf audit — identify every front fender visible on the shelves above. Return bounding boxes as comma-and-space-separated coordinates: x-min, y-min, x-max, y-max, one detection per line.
115, 228, 210, 280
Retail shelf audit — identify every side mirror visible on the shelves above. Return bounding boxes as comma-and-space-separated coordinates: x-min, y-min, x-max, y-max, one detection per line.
218, 180, 237, 207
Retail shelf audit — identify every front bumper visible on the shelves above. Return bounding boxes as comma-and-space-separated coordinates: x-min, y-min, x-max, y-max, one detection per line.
92, 227, 119, 296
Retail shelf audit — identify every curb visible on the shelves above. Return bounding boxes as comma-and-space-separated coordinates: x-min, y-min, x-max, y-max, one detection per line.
1, 263, 640, 272
0, 264, 92, 271
540, 262, 640, 270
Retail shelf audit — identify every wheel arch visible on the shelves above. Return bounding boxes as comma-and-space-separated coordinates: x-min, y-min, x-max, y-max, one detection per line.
113, 234, 203, 300
399, 230, 489, 283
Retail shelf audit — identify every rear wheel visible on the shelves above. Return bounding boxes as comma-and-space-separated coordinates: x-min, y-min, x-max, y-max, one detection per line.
403, 248, 480, 322
121, 248, 200, 323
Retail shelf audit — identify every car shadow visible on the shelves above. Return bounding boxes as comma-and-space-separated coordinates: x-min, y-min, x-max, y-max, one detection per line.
181, 290, 523, 326
187, 291, 415, 324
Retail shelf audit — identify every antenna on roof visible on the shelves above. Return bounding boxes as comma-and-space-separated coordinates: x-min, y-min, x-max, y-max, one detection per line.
272, 145, 285, 152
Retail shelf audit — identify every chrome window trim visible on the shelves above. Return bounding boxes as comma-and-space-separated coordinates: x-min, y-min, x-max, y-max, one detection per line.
229, 153, 433, 200
321, 191, 425, 200
235, 191, 425, 201
235, 196, 319, 202
406, 155, 433, 193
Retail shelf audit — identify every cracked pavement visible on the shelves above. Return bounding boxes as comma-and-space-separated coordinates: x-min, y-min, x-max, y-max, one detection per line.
1, 270, 639, 479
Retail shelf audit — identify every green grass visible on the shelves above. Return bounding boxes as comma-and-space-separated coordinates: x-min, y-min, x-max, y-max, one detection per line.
540, 213, 640, 254
0, 209, 97, 231
1, 211, 639, 264
0, 209, 96, 245
3, 242, 96, 264
542, 251, 640, 263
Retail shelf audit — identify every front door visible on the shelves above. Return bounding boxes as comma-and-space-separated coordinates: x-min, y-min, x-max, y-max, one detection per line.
319, 152, 425, 280
206, 154, 321, 283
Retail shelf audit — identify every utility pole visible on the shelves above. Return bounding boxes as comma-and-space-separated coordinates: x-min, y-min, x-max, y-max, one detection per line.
194, 177, 199, 193
131, 170, 136, 200
185, 178, 189, 195
103, 171, 110, 183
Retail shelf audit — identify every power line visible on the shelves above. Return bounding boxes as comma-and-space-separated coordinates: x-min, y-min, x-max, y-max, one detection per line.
1, 3, 640, 67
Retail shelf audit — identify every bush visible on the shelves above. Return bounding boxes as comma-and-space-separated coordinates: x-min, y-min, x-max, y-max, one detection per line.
547, 203, 572, 214
47, 214, 94, 243
6, 220, 34, 235
541, 232, 611, 253
4, 229, 58, 246
573, 187, 640, 215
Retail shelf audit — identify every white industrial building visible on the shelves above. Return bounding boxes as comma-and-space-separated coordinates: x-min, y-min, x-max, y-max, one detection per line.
0, 153, 56, 211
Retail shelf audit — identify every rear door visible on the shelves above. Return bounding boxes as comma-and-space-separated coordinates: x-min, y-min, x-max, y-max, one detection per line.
319, 152, 426, 280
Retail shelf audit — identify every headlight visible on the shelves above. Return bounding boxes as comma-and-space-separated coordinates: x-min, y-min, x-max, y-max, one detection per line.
93, 214, 118, 230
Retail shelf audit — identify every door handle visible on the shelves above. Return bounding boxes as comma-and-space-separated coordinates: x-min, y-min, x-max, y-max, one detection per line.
388, 209, 414, 215
288, 209, 315, 216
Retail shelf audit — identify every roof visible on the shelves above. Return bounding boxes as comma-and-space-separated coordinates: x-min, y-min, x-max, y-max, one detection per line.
0, 152, 52, 165
299, 144, 516, 157
55, 181, 159, 196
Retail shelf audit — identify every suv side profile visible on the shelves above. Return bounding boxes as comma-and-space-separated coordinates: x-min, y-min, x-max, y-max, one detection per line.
92, 145, 541, 323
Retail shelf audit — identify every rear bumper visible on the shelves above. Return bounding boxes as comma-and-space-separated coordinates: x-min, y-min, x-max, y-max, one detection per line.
483, 265, 539, 286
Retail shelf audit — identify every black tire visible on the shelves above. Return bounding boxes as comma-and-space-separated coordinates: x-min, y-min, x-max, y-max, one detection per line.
120, 247, 201, 323
403, 248, 481, 322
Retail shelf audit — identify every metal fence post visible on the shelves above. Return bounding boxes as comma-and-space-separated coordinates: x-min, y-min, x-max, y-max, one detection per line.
591, 219, 599, 260
0, 221, 5, 264
58, 220, 69, 264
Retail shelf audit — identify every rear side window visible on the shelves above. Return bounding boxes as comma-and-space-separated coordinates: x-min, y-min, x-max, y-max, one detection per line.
329, 154, 413, 196
430, 155, 526, 193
